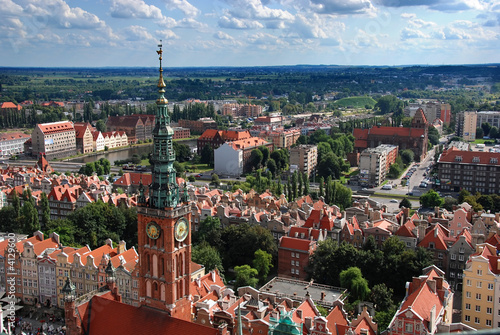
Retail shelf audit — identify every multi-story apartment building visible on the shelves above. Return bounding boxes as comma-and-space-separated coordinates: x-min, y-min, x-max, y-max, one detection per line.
289, 144, 318, 177
462, 243, 499, 330
456, 111, 477, 141
221, 103, 262, 118
437, 148, 500, 194
31, 121, 77, 159
73, 122, 93, 154
92, 131, 105, 152
0, 132, 31, 156
268, 128, 301, 149
359, 144, 398, 186
278, 233, 317, 281
172, 127, 191, 139
476, 111, 500, 131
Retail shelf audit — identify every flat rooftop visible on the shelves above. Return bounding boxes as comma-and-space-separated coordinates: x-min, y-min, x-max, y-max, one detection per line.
259, 277, 346, 307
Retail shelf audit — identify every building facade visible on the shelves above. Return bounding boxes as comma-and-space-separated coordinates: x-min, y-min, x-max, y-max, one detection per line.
289, 145, 318, 177
74, 122, 94, 154
358, 144, 398, 186
0, 132, 30, 157
437, 148, 500, 194
456, 111, 477, 142
31, 121, 77, 159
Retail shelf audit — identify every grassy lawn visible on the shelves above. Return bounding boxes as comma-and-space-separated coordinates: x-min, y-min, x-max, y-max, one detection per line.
181, 162, 213, 173
332, 96, 377, 109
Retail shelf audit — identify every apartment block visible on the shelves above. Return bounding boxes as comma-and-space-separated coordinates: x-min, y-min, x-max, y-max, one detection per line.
289, 144, 318, 177
437, 148, 500, 194
0, 132, 31, 157
359, 144, 398, 186
456, 111, 477, 141
477, 111, 500, 130
221, 103, 262, 118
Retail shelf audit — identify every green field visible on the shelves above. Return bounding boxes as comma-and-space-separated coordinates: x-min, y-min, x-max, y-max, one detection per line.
332, 96, 377, 108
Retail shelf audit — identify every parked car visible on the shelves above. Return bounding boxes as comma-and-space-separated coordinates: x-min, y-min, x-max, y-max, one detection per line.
390, 199, 398, 203
195, 174, 203, 177
382, 184, 392, 190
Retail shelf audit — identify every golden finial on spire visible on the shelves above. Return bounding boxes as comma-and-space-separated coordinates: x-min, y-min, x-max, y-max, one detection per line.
157, 40, 166, 90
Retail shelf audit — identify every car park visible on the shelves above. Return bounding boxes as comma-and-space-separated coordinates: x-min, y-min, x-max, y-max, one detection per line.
419, 182, 428, 188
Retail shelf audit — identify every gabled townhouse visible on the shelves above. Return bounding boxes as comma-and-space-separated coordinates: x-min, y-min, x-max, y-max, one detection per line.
91, 130, 105, 152
386, 265, 464, 335
447, 228, 474, 290
47, 185, 81, 220
115, 256, 140, 307
73, 122, 94, 154
394, 219, 419, 249
21, 232, 60, 305
363, 218, 399, 248
0, 233, 31, 297
448, 208, 472, 238
55, 245, 91, 307
340, 216, 364, 248
470, 217, 489, 247
417, 224, 452, 272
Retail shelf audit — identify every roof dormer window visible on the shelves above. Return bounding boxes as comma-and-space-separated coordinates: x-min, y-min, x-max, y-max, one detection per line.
490, 158, 498, 164
472, 157, 480, 163
455, 156, 462, 162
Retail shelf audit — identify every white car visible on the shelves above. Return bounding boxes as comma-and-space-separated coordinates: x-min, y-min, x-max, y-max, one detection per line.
390, 199, 398, 203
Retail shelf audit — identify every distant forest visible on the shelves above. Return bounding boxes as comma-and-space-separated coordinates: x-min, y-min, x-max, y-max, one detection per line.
1, 64, 499, 104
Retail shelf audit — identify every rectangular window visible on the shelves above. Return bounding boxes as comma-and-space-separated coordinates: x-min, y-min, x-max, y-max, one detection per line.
476, 305, 481, 312
488, 295, 493, 302
465, 315, 470, 322
467, 279, 471, 286
476, 293, 482, 300
475, 317, 480, 324
405, 324, 413, 332
486, 320, 492, 326
465, 303, 471, 310
477, 281, 482, 288
487, 307, 492, 314
488, 283, 494, 290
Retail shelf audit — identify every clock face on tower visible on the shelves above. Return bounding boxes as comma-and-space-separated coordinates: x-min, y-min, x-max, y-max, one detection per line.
146, 221, 161, 239
174, 217, 189, 242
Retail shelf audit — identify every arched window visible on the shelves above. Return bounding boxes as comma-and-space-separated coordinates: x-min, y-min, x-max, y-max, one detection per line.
160, 257, 165, 276
152, 254, 158, 278
146, 280, 152, 297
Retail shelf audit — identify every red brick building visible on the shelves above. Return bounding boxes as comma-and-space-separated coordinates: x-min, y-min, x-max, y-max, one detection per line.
197, 129, 251, 154
353, 108, 429, 162
278, 228, 319, 281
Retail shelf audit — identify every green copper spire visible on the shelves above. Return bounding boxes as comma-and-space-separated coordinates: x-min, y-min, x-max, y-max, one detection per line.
148, 41, 179, 209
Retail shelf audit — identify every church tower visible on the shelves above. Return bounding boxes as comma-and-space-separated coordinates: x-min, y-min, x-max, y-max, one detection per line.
136, 42, 192, 321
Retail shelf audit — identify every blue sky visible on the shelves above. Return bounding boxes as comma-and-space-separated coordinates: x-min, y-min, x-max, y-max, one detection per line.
1, 0, 499, 67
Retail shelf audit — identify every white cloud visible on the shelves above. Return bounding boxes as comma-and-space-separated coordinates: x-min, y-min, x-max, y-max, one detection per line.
17, 0, 106, 30
401, 27, 429, 40
122, 25, 154, 41
110, 0, 164, 19
309, 0, 375, 15
155, 29, 179, 40
286, 13, 328, 38
225, 0, 294, 20
163, 0, 200, 17
0, 0, 23, 15
400, 12, 416, 19
247, 32, 287, 49
431, 26, 472, 39
214, 31, 234, 40
218, 15, 264, 29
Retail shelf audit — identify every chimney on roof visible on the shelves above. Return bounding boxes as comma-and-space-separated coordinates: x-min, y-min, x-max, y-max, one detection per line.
428, 279, 436, 293
320, 291, 326, 301
117, 240, 126, 254
434, 227, 438, 238
296, 309, 303, 319
304, 317, 312, 330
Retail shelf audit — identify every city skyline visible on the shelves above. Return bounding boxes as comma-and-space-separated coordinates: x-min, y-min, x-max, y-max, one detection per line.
1, 0, 499, 68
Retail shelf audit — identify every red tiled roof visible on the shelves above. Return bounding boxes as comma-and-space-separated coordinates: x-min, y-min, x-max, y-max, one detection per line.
228, 137, 270, 150
438, 148, 500, 165
113, 172, 152, 187
279, 236, 316, 252
395, 220, 416, 238
0, 132, 31, 142
79, 295, 218, 335
418, 224, 449, 250
38, 121, 74, 134
0, 102, 22, 110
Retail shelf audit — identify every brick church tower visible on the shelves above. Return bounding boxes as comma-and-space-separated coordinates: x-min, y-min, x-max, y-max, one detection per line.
136, 43, 192, 321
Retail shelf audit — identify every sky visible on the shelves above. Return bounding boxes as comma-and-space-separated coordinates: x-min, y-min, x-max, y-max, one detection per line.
1, 0, 499, 67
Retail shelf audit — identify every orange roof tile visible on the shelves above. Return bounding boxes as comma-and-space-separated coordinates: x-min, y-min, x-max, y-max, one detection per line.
37, 121, 74, 134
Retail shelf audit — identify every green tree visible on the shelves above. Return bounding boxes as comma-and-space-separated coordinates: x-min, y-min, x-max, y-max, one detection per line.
259, 146, 270, 167
96, 119, 107, 132
249, 149, 263, 170
482, 122, 491, 136
45, 218, 76, 246
476, 127, 484, 139
211, 173, 220, 187
399, 198, 412, 209
428, 126, 440, 146
400, 150, 414, 166
370, 283, 395, 312
192, 241, 223, 273
194, 216, 222, 246
339, 267, 371, 302
234, 265, 259, 289
20, 201, 40, 235
11, 191, 20, 217
253, 249, 273, 282
39, 192, 51, 228
420, 189, 444, 208
0, 206, 19, 233
200, 144, 214, 166
490, 126, 499, 139
375, 95, 403, 115
267, 158, 277, 177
